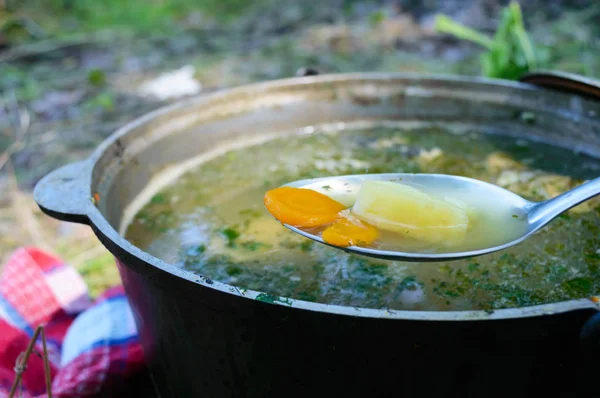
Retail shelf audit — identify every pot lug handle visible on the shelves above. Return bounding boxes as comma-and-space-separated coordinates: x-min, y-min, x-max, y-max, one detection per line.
33, 160, 93, 225
519, 70, 600, 102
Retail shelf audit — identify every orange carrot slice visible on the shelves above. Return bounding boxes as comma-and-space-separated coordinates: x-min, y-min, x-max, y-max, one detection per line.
322, 217, 379, 247
264, 187, 346, 228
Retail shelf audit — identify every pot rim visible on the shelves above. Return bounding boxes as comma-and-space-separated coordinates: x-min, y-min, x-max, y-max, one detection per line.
41, 72, 600, 321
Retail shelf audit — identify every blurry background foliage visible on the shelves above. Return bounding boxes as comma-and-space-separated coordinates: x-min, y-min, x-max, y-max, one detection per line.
436, 1, 548, 79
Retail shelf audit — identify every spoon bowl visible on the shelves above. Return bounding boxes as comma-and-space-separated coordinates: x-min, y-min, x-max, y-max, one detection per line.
275, 173, 600, 262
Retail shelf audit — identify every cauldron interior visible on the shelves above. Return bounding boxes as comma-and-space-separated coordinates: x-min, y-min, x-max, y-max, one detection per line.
93, 75, 600, 233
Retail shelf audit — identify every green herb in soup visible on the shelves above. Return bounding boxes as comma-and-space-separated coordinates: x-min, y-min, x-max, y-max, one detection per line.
124, 125, 600, 311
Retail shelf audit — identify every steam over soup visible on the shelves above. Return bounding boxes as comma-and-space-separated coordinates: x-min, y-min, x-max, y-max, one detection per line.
125, 125, 600, 311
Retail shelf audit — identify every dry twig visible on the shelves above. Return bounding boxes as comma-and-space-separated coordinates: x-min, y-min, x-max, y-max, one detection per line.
8, 325, 53, 398
1, 92, 53, 252
41, 328, 53, 397
0, 91, 29, 173
7, 160, 53, 254
70, 244, 108, 268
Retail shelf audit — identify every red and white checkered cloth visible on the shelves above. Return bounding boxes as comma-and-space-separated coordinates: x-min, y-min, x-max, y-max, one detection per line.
0, 247, 145, 397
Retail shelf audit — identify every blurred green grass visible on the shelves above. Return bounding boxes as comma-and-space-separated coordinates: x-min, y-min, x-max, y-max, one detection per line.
3, 0, 268, 44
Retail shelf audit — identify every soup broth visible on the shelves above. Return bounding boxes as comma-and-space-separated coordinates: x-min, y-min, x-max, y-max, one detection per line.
125, 124, 600, 311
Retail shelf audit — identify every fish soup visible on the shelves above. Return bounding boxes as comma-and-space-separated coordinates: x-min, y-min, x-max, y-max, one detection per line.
125, 124, 600, 311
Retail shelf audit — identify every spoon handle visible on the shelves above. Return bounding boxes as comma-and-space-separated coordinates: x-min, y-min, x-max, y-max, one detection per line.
529, 177, 600, 225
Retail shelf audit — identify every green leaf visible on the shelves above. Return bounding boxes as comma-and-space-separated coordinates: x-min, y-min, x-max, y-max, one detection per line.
434, 14, 494, 49
150, 193, 167, 204
219, 227, 240, 247
368, 10, 386, 26
435, 1, 542, 80
87, 68, 107, 87
240, 241, 271, 251
86, 91, 115, 111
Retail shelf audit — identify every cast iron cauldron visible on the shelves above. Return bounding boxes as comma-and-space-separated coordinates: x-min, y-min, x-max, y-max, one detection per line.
34, 72, 600, 397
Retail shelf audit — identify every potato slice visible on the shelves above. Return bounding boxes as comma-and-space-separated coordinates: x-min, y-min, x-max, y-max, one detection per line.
351, 181, 469, 247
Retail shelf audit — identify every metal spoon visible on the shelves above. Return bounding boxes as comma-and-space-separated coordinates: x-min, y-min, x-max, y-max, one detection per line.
277, 173, 600, 262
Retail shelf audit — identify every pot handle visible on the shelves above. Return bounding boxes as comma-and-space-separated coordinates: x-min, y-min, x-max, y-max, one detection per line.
519, 71, 600, 101
33, 160, 93, 225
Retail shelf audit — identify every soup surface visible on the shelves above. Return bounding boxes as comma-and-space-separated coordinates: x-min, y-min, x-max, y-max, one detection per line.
125, 124, 600, 311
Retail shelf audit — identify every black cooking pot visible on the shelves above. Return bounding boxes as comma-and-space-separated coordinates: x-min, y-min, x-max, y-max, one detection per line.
34, 72, 600, 397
